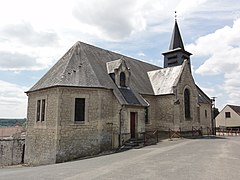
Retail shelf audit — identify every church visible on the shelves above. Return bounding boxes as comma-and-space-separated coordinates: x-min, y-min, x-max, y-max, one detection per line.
25, 20, 212, 165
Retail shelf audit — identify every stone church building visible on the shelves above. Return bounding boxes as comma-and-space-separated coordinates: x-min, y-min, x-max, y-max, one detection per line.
25, 21, 212, 165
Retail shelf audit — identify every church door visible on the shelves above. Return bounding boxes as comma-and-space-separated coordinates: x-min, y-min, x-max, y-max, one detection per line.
130, 112, 137, 139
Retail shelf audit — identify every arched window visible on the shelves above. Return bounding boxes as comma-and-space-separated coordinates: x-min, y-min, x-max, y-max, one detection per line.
184, 89, 190, 118
120, 72, 126, 87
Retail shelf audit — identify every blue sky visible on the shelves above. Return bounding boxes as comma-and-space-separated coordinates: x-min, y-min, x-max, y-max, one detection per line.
0, 0, 240, 118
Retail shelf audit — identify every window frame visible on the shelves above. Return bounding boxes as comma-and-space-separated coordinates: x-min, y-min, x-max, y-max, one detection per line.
35, 96, 47, 128
74, 98, 85, 122
72, 94, 89, 125
120, 72, 126, 87
225, 112, 231, 118
36, 100, 41, 121
184, 88, 191, 119
145, 107, 149, 124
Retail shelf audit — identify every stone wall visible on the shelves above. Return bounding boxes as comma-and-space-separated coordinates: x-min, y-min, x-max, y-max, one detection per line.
56, 87, 121, 163
145, 63, 211, 133
199, 103, 212, 129
0, 138, 25, 166
144, 94, 175, 131
25, 88, 59, 165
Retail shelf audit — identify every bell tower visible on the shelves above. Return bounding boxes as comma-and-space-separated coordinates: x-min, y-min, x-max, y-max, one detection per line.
162, 15, 192, 68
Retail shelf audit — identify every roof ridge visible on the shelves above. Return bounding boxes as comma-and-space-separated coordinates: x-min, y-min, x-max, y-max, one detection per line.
228, 104, 240, 107
76, 41, 161, 69
59, 42, 80, 84
79, 43, 104, 87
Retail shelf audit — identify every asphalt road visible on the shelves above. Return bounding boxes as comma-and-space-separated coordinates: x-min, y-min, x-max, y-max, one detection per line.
1, 136, 240, 180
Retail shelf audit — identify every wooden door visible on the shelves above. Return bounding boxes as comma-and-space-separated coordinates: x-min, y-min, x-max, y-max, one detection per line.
130, 112, 136, 138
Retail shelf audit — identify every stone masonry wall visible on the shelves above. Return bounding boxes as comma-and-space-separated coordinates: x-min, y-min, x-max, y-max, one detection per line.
25, 88, 59, 165
144, 94, 175, 131
144, 62, 211, 133
0, 138, 25, 166
176, 63, 202, 131
199, 103, 212, 129
56, 87, 121, 163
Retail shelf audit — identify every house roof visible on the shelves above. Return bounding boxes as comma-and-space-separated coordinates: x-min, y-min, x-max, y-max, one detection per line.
196, 85, 211, 104
27, 41, 161, 106
229, 105, 240, 116
0, 126, 23, 138
147, 63, 184, 95
28, 42, 160, 94
28, 41, 211, 106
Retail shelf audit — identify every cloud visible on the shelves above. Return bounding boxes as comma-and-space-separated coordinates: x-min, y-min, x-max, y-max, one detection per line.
72, 0, 211, 41
187, 18, 240, 106
137, 52, 146, 57
187, 18, 240, 75
0, 22, 59, 47
177, 0, 208, 17
0, 80, 27, 118
72, 0, 147, 41
0, 51, 48, 71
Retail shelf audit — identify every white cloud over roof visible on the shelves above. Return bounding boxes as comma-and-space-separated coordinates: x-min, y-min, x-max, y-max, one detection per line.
187, 18, 240, 108
0, 80, 28, 118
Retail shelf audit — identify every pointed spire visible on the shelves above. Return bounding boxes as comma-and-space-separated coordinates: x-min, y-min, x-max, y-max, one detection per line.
169, 19, 185, 50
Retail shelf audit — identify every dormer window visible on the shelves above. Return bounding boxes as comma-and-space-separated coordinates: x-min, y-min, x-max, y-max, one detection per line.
120, 72, 126, 87
106, 57, 130, 88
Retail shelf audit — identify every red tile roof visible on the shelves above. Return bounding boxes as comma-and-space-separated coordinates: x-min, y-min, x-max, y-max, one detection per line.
0, 126, 23, 138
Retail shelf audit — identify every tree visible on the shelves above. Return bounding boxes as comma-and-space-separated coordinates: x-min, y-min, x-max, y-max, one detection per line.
213, 107, 219, 119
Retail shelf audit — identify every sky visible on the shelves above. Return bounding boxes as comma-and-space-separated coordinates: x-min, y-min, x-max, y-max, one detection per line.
0, 0, 240, 118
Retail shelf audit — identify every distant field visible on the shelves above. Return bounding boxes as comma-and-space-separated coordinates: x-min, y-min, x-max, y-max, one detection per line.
0, 119, 26, 127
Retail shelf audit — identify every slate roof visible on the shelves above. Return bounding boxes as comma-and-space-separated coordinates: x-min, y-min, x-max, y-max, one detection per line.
28, 41, 211, 106
27, 41, 161, 106
147, 63, 183, 95
169, 21, 185, 50
196, 85, 212, 104
119, 88, 140, 105
229, 105, 240, 116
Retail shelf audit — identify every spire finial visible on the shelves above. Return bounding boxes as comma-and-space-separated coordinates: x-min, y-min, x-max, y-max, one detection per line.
174, 11, 177, 21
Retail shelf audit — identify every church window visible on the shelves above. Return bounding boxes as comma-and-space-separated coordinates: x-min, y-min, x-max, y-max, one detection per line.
205, 110, 207, 118
36, 99, 46, 122
41, 99, 46, 121
225, 112, 231, 118
75, 98, 85, 122
145, 107, 149, 124
197, 107, 200, 122
184, 89, 190, 119
120, 72, 126, 87
36, 100, 41, 121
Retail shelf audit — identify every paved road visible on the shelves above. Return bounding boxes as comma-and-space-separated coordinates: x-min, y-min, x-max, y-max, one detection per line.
1, 136, 240, 180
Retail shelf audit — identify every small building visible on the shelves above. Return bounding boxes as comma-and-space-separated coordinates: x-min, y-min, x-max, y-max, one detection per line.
216, 105, 240, 128
24, 20, 212, 165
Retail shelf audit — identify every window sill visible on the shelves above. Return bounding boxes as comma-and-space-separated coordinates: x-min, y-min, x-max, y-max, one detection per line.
185, 117, 192, 121
70, 121, 90, 126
